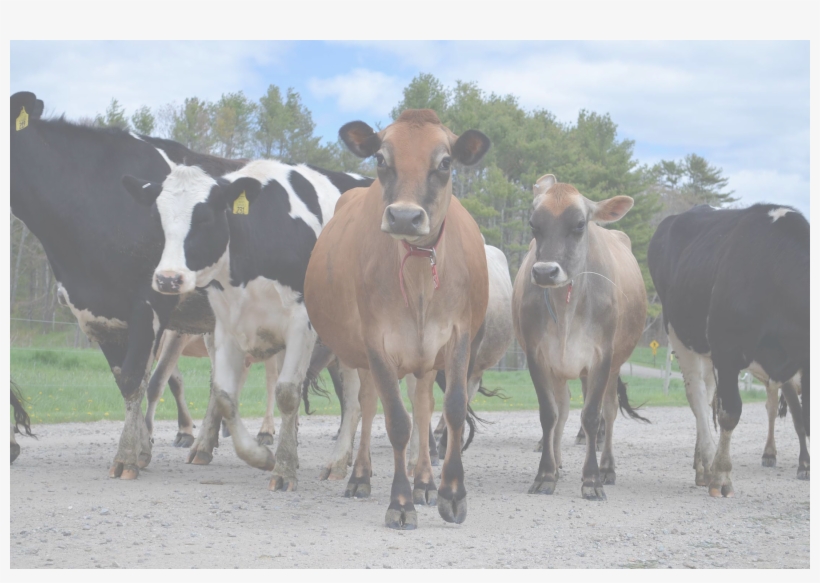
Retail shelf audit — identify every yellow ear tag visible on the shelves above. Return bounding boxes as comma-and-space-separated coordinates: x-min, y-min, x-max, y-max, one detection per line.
16, 107, 29, 132
233, 191, 250, 215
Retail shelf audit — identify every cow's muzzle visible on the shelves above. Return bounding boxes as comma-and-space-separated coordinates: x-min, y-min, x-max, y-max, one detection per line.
382, 204, 430, 239
154, 271, 185, 295
531, 261, 568, 287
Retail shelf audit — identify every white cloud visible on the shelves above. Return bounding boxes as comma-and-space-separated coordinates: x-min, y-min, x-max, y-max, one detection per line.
727, 169, 809, 217
308, 68, 405, 117
10, 41, 291, 122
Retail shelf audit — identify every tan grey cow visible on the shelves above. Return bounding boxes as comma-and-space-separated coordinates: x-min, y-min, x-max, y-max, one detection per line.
513, 174, 648, 500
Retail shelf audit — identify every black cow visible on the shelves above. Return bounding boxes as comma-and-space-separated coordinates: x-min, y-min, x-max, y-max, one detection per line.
10, 91, 243, 479
648, 204, 809, 496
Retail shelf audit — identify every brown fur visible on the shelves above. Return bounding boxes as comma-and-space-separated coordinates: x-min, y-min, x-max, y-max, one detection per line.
306, 112, 489, 528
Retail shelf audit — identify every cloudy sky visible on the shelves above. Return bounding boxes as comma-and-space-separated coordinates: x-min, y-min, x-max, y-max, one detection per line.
10, 40, 809, 215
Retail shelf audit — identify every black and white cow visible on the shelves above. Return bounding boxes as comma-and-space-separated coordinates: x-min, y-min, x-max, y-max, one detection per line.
648, 204, 809, 496
10, 91, 244, 479
122, 160, 372, 491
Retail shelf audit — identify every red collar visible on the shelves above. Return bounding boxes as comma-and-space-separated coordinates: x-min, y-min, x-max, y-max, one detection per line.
399, 218, 446, 307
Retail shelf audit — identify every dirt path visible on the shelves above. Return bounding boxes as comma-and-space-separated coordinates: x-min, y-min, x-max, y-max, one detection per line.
10, 402, 809, 569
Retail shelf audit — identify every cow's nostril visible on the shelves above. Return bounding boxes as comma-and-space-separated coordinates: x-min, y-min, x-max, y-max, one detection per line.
387, 208, 397, 226
411, 212, 423, 227
547, 265, 560, 278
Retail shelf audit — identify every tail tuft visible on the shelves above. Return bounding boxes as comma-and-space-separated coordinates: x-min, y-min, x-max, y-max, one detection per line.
301, 375, 331, 416
11, 380, 35, 437
617, 376, 650, 423
778, 391, 788, 418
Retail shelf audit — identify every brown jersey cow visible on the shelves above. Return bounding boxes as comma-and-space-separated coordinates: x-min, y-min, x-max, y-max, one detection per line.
305, 110, 490, 529
513, 174, 648, 501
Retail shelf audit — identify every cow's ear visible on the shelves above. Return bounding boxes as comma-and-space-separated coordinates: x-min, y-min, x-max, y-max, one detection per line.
532, 174, 557, 198
215, 177, 262, 213
122, 175, 163, 206
591, 195, 634, 224
452, 129, 491, 166
11, 91, 44, 131
339, 121, 381, 158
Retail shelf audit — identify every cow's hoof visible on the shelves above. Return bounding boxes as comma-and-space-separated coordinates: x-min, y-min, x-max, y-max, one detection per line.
11, 443, 20, 464
601, 469, 616, 485
761, 454, 777, 468
137, 452, 152, 469
708, 478, 734, 498
437, 491, 467, 524
413, 483, 438, 506
173, 432, 195, 448
695, 470, 710, 487
385, 508, 417, 530
108, 462, 123, 478
528, 478, 556, 495
256, 432, 274, 446
344, 476, 371, 498
581, 480, 606, 501
797, 465, 809, 480
120, 465, 140, 480
269, 475, 297, 492
319, 459, 348, 481
187, 450, 213, 465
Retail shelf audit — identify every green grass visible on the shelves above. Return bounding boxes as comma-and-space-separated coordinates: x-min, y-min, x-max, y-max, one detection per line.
10, 346, 766, 425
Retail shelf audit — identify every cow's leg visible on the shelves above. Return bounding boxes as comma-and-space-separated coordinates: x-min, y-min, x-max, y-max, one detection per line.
762, 380, 778, 467
553, 382, 570, 474
527, 350, 560, 494
801, 363, 809, 438
212, 330, 275, 471
365, 348, 416, 529
188, 334, 222, 465
269, 310, 317, 492
405, 375, 420, 476
104, 304, 158, 480
257, 356, 279, 446
598, 373, 619, 485
412, 370, 438, 506
320, 364, 361, 480
575, 377, 588, 446
327, 359, 346, 440
345, 369, 375, 498
579, 357, 612, 501
782, 378, 809, 480
708, 360, 742, 498
668, 325, 715, 487
438, 330, 471, 524
145, 331, 196, 448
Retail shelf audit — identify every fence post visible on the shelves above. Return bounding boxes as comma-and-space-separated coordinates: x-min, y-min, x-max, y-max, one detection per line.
663, 345, 672, 396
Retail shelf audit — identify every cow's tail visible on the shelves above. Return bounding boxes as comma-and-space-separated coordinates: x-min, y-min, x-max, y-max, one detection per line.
617, 376, 650, 423
435, 371, 502, 452
11, 380, 34, 437
301, 373, 331, 416
778, 390, 788, 418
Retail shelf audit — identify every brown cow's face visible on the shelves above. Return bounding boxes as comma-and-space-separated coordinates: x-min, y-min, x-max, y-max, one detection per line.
529, 174, 633, 288
339, 110, 490, 244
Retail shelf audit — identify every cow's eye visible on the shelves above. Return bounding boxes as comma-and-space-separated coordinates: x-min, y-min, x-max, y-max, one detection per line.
438, 157, 451, 172
574, 219, 586, 232
375, 153, 387, 168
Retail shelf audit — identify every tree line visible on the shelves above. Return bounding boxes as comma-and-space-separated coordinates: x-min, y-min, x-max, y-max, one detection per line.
11, 74, 736, 334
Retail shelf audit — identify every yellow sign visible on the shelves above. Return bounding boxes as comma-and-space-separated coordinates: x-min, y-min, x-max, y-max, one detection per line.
650, 340, 659, 356
16, 107, 29, 132
232, 191, 250, 215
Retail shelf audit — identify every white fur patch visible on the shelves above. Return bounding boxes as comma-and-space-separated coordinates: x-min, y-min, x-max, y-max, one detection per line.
154, 165, 218, 291
129, 132, 176, 171
768, 207, 794, 222
57, 282, 127, 343
346, 172, 365, 180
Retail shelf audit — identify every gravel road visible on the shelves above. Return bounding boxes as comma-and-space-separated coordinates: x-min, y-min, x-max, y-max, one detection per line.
10, 402, 809, 569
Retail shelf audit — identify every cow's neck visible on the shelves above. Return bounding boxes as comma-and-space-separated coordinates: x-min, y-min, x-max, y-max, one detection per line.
395, 219, 447, 311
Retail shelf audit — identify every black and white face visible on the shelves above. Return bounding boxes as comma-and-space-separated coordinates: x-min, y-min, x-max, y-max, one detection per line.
123, 166, 259, 294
